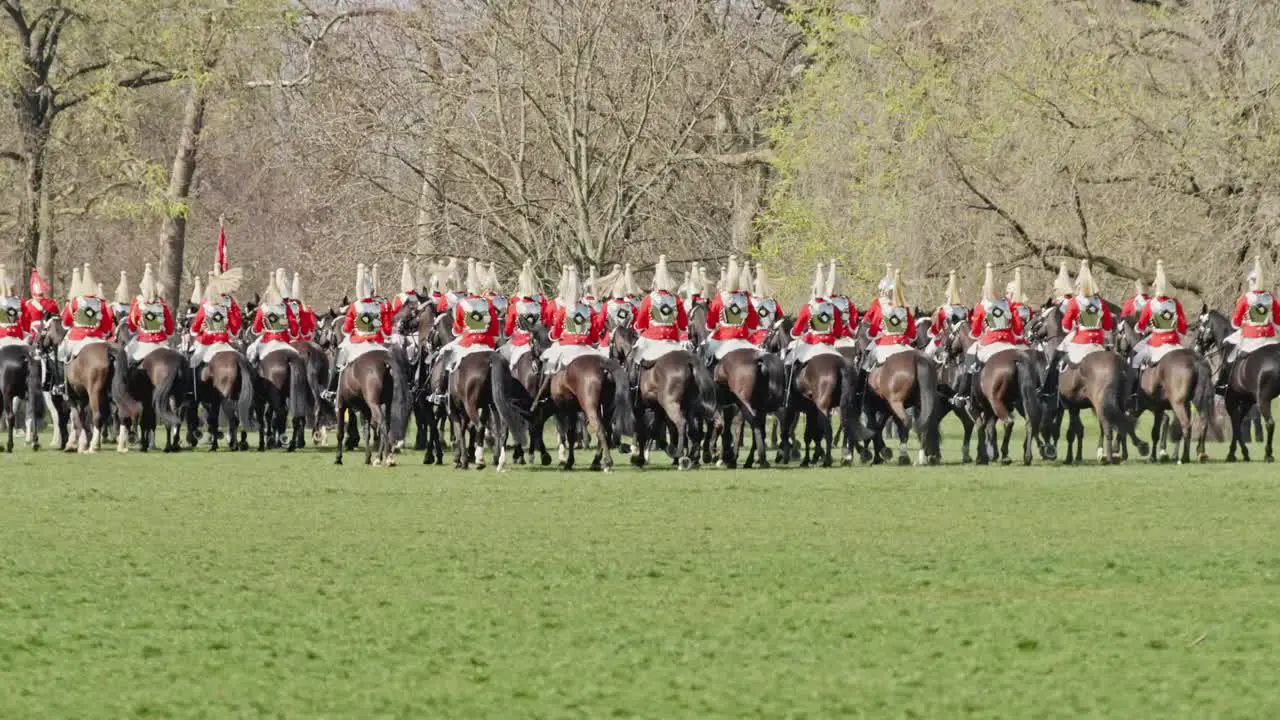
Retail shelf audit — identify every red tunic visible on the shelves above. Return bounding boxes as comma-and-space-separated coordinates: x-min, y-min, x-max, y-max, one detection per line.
706, 293, 760, 341
191, 303, 235, 345
1136, 297, 1187, 347
504, 296, 547, 346
253, 305, 300, 344
868, 307, 915, 346
452, 296, 500, 348
26, 296, 59, 321
790, 302, 846, 345
0, 300, 36, 340
344, 299, 393, 343
634, 291, 688, 341
863, 297, 883, 333
127, 299, 175, 343
1121, 294, 1150, 318
552, 305, 605, 345
969, 304, 1023, 346
61, 298, 114, 341
928, 307, 954, 338
1061, 297, 1114, 345
1232, 294, 1280, 338
390, 291, 421, 318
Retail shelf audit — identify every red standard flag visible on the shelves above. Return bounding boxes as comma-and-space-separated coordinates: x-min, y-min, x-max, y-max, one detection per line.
216, 216, 228, 273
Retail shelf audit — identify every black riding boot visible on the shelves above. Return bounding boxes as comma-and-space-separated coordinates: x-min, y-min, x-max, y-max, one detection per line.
952, 355, 974, 408
323, 364, 340, 402
1040, 350, 1064, 400
1216, 357, 1234, 395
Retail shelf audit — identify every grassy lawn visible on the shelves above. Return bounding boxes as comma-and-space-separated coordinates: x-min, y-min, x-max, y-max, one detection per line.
1, 441, 1278, 717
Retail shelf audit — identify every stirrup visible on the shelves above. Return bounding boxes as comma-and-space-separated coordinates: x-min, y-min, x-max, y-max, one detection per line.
320, 389, 337, 402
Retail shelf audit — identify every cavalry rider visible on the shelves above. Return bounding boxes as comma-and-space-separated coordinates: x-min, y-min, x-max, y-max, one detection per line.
863, 263, 895, 335
581, 266, 605, 318
1049, 261, 1074, 313
750, 263, 783, 346
324, 264, 392, 400
1042, 259, 1112, 400
702, 255, 760, 367
189, 267, 244, 395
25, 269, 59, 337
125, 263, 175, 368
539, 266, 606, 387
605, 263, 640, 333
1122, 277, 1151, 320
1130, 260, 1187, 398
0, 265, 37, 349
1005, 268, 1032, 340
1218, 256, 1280, 393
484, 262, 508, 332
501, 260, 547, 363
825, 260, 859, 348
110, 271, 131, 324
247, 275, 299, 366
286, 272, 317, 343
429, 259, 500, 404
58, 265, 115, 381
863, 269, 915, 372
631, 254, 689, 375
784, 265, 845, 393
953, 263, 1022, 409
928, 270, 968, 352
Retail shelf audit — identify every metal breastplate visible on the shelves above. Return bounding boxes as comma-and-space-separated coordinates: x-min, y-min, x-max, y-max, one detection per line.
830, 295, 851, 319
943, 304, 968, 326
807, 300, 835, 333
719, 291, 750, 327
73, 297, 104, 328
563, 301, 593, 336
202, 302, 229, 333
1015, 304, 1031, 324
882, 305, 909, 336
1075, 296, 1103, 330
1148, 298, 1178, 331
649, 292, 678, 326
490, 294, 509, 317
606, 299, 633, 327
515, 299, 542, 328
982, 299, 1013, 331
1246, 292, 1274, 326
459, 296, 492, 332
445, 291, 462, 309
352, 300, 382, 334
260, 302, 290, 333
0, 296, 20, 327
753, 297, 778, 325
1132, 295, 1149, 313
138, 302, 167, 333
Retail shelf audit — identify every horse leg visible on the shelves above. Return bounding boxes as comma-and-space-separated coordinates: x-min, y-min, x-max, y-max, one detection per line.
363, 408, 375, 466
1261, 398, 1276, 463
206, 402, 220, 452
631, 406, 649, 468
999, 416, 1015, 465
1225, 398, 1243, 462
561, 412, 577, 471
1147, 409, 1163, 463
3, 394, 13, 453
822, 411, 834, 468
662, 399, 691, 470
719, 405, 737, 469
334, 403, 346, 465
777, 403, 797, 465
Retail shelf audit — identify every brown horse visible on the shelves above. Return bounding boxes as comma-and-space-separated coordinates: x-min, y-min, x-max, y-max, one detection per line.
710, 347, 786, 468
1196, 308, 1280, 462
0, 344, 44, 452
254, 348, 318, 452
291, 339, 332, 445
443, 349, 501, 469
538, 354, 634, 471
943, 329, 1044, 465
43, 319, 115, 454
862, 349, 943, 466
111, 344, 188, 453
611, 328, 716, 470
196, 348, 255, 452
333, 347, 411, 466
1133, 348, 1214, 463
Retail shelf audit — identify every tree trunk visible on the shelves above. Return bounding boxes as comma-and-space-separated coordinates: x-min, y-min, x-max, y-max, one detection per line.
730, 164, 768, 254
37, 177, 55, 289
158, 83, 208, 308
17, 124, 49, 284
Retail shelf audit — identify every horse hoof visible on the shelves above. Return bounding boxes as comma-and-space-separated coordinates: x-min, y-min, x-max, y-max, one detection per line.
976, 457, 989, 466
475, 462, 486, 470
1267, 456, 1275, 463
678, 457, 693, 471
602, 465, 612, 473
822, 457, 833, 468
541, 454, 552, 467
896, 455, 910, 466
961, 455, 972, 464
619, 443, 632, 454
1226, 455, 1237, 463
1199, 453, 1210, 463
1000, 457, 1012, 466
631, 455, 645, 468
758, 459, 771, 469
1061, 457, 1073, 466
859, 450, 873, 464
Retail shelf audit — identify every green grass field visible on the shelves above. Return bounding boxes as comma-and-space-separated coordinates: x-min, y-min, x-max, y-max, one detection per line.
3, 437, 1279, 718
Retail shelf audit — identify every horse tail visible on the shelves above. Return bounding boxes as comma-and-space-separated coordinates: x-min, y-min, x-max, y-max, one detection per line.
109, 343, 136, 418
152, 354, 182, 429
489, 351, 529, 447
1101, 356, 1132, 435
1193, 356, 1216, 425
688, 356, 718, 420
234, 353, 257, 429
1014, 351, 1042, 433
913, 353, 941, 459
386, 350, 412, 443
603, 358, 635, 437
757, 352, 786, 411
23, 349, 44, 429
285, 352, 315, 425
838, 356, 860, 444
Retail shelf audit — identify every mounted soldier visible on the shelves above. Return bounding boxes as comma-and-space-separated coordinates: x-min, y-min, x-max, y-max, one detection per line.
825, 260, 859, 349
784, 265, 845, 385
1121, 277, 1150, 320
58, 264, 114, 383
390, 259, 421, 320
863, 269, 915, 371
1042, 259, 1112, 400
540, 266, 606, 379
1218, 256, 1280, 394
189, 267, 244, 396
1049, 261, 1074, 314
0, 264, 36, 349
430, 258, 500, 404
1005, 268, 1032, 341
125, 263, 175, 369
501, 260, 548, 365
702, 255, 760, 369
953, 263, 1023, 409
25, 268, 59, 339
247, 275, 299, 366
863, 263, 895, 337
605, 263, 640, 336
481, 262, 508, 333
109, 271, 131, 325
581, 265, 606, 318
631, 254, 689, 374
928, 270, 968, 353
325, 264, 392, 400
750, 263, 783, 346
1130, 260, 1186, 382
286, 272, 317, 342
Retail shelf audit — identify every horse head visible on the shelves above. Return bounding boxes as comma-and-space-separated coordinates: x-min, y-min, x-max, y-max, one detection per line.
609, 325, 637, 363
1195, 306, 1230, 355
762, 316, 792, 354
